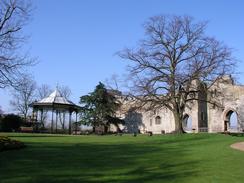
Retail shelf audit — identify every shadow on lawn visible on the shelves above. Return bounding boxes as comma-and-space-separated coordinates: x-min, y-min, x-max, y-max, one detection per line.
6, 135, 71, 138
228, 133, 244, 137
0, 136, 203, 183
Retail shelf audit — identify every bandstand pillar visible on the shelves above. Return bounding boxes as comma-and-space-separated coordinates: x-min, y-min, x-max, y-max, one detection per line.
40, 109, 43, 127
69, 111, 72, 135
51, 108, 54, 133
56, 110, 58, 133
62, 112, 65, 130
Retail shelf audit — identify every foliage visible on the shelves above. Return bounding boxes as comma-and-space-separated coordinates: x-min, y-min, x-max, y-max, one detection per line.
79, 82, 122, 132
0, 136, 25, 151
0, 114, 23, 132
106, 115, 125, 132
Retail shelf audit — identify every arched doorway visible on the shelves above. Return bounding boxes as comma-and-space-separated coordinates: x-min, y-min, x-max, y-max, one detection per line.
224, 110, 238, 132
182, 114, 192, 133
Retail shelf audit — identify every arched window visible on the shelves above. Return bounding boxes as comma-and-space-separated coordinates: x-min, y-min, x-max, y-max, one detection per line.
150, 119, 153, 126
155, 116, 161, 125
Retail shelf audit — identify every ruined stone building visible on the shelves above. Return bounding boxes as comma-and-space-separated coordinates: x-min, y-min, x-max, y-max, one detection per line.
113, 76, 244, 134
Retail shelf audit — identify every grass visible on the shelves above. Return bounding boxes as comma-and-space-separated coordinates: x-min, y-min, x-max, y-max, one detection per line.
0, 133, 244, 183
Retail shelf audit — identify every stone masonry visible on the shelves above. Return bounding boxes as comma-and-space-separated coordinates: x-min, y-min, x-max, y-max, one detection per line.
111, 76, 244, 134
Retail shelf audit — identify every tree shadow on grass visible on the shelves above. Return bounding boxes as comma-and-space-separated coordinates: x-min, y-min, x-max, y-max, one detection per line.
228, 133, 244, 137
6, 135, 72, 138
0, 134, 214, 183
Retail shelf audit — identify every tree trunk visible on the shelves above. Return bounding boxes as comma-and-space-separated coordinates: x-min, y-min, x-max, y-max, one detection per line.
104, 125, 109, 134
24, 113, 27, 123
115, 124, 122, 133
173, 112, 184, 133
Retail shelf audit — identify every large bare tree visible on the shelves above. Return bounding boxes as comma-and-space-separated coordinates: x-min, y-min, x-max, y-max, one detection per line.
0, 0, 33, 88
119, 15, 235, 133
10, 75, 36, 122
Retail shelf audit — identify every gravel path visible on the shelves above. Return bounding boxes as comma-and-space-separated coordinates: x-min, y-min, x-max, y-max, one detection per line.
230, 142, 244, 152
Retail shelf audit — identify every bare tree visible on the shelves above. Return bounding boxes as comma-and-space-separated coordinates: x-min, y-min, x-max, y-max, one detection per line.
37, 84, 71, 99
37, 84, 52, 99
119, 15, 235, 133
10, 75, 36, 122
105, 74, 121, 91
36, 84, 52, 126
57, 85, 71, 99
57, 85, 72, 129
0, 106, 3, 115
0, 0, 34, 89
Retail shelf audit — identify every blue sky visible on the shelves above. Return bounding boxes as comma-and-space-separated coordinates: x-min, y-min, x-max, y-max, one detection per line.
0, 0, 244, 112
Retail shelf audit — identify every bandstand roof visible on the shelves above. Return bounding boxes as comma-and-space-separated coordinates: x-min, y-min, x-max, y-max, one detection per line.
30, 89, 81, 111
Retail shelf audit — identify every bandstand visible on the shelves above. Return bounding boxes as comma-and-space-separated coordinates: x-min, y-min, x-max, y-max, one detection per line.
30, 89, 81, 134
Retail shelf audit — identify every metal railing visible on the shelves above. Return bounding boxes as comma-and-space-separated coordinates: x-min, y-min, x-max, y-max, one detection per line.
198, 127, 208, 132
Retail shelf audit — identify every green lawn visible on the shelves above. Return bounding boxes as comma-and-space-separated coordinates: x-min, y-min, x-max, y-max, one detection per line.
0, 133, 244, 183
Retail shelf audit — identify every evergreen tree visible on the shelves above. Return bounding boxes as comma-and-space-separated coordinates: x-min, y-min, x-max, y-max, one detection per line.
79, 82, 123, 133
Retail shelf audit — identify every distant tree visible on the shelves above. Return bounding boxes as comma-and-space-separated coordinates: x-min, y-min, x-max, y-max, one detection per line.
105, 74, 121, 91
37, 84, 71, 100
1, 114, 23, 132
57, 85, 72, 99
36, 84, 52, 127
119, 15, 235, 133
57, 85, 72, 129
10, 75, 36, 122
0, 0, 34, 89
79, 82, 123, 133
0, 106, 3, 115
37, 84, 52, 99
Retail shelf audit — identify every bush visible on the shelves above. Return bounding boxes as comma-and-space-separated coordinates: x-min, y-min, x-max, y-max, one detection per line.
0, 114, 23, 132
0, 136, 25, 151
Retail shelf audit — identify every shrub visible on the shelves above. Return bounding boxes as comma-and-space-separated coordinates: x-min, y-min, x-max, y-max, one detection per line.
1, 114, 23, 132
0, 136, 25, 151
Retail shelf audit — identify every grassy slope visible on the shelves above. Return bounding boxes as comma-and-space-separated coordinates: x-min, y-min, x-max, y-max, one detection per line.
0, 133, 244, 183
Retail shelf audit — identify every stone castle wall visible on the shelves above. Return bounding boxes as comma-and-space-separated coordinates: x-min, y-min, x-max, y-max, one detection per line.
113, 76, 244, 134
